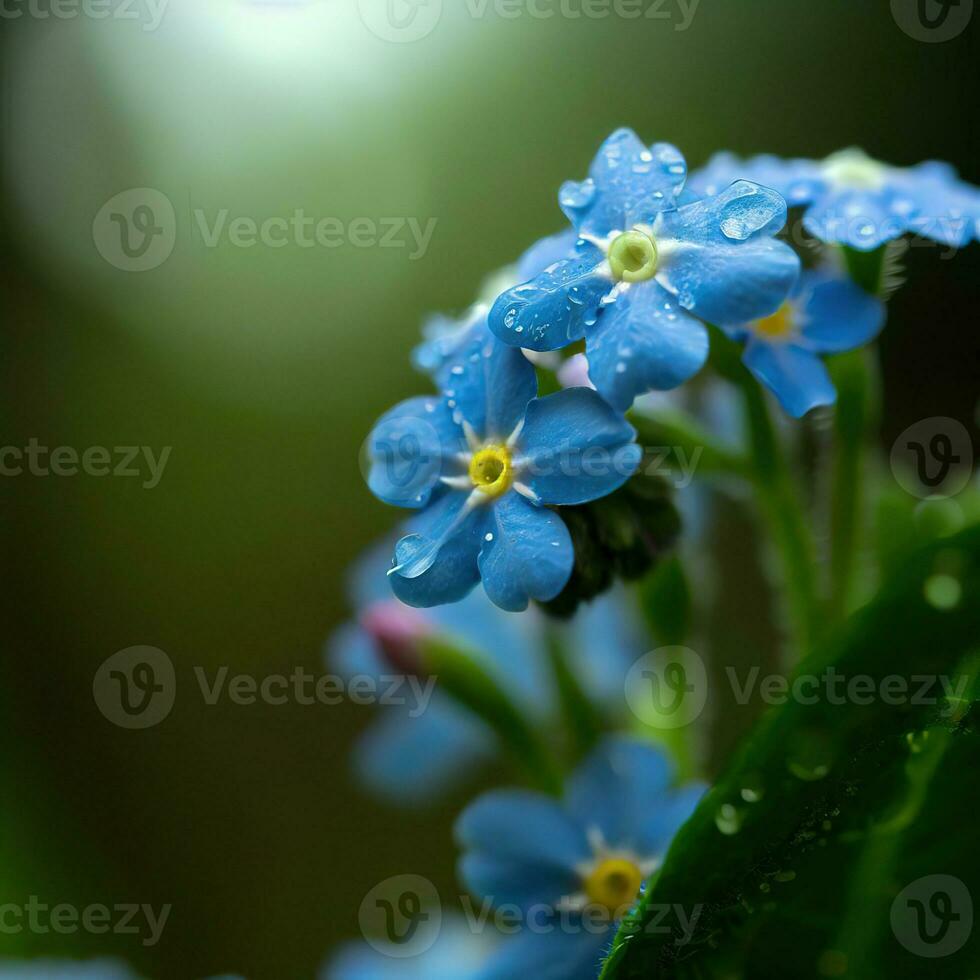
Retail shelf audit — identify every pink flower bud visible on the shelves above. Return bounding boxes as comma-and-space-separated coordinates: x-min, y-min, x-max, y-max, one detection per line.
359, 601, 432, 675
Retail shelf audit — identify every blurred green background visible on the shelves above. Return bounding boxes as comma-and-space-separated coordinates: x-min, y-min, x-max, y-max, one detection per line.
1, 0, 977, 976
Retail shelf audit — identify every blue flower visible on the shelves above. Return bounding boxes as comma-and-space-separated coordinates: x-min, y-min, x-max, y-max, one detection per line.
488, 129, 801, 411
324, 915, 494, 980
456, 737, 705, 980
366, 331, 642, 611
719, 268, 885, 418
0, 963, 138, 980
413, 230, 579, 387
329, 543, 648, 804
690, 148, 980, 251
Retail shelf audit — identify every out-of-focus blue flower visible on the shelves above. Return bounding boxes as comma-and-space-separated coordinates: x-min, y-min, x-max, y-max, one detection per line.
0, 964, 137, 980
413, 231, 579, 387
324, 915, 493, 980
366, 333, 641, 611
488, 129, 800, 411
329, 544, 646, 804
456, 738, 705, 980
690, 148, 980, 251
719, 268, 885, 418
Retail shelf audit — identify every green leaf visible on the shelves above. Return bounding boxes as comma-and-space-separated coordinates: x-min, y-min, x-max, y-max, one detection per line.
602, 522, 980, 978
420, 637, 564, 795
639, 554, 692, 646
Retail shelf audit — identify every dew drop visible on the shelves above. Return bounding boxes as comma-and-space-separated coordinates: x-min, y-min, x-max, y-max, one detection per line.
924, 573, 962, 610
715, 803, 743, 836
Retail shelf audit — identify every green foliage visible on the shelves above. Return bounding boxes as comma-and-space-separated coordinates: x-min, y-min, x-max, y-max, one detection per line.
602, 523, 980, 979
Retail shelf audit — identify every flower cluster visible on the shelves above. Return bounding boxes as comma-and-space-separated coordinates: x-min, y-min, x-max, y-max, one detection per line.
362, 128, 975, 613
332, 128, 978, 980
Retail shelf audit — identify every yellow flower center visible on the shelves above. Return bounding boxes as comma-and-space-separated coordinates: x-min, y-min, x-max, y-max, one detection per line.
754, 302, 795, 340
468, 445, 513, 498
822, 149, 886, 190
608, 229, 659, 283
584, 858, 644, 917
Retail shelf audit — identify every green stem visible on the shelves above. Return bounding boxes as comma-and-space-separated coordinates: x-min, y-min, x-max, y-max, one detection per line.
630, 409, 748, 480
828, 245, 887, 620
543, 624, 604, 764
736, 359, 819, 658
708, 324, 819, 657
827, 349, 874, 619
421, 637, 564, 795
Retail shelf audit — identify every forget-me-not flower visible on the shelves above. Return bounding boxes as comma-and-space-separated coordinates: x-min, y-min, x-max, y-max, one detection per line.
690, 148, 980, 251
488, 129, 801, 411
366, 330, 642, 611
324, 915, 494, 980
456, 737, 705, 980
329, 543, 648, 804
719, 268, 885, 418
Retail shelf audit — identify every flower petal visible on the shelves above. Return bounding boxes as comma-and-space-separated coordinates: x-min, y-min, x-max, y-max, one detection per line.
585, 282, 710, 411
489, 243, 612, 353
515, 388, 642, 503
796, 273, 885, 354
689, 152, 824, 208
366, 396, 463, 508
352, 701, 492, 806
480, 926, 611, 980
446, 329, 538, 441
656, 181, 801, 324
565, 737, 675, 853
743, 340, 836, 418
560, 129, 687, 237
478, 493, 573, 612
634, 782, 707, 858
803, 187, 905, 251
389, 489, 487, 607
517, 228, 579, 281
456, 789, 590, 907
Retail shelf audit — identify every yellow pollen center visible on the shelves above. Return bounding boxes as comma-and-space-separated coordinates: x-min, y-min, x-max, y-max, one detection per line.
608, 229, 659, 283
468, 445, 513, 498
584, 858, 644, 917
754, 302, 795, 340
